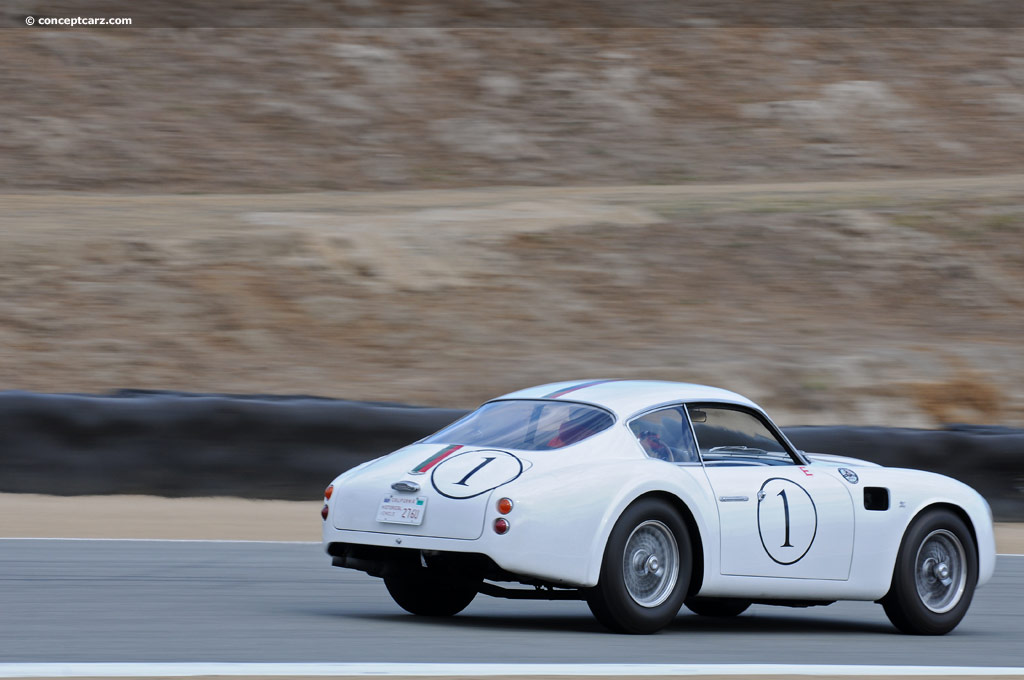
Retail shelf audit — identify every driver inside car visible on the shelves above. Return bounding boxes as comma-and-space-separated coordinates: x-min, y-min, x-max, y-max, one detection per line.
636, 429, 673, 461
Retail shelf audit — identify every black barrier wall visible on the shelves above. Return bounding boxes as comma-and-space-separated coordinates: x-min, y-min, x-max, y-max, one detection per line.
1, 392, 1021, 519
785, 426, 1024, 521
0, 391, 465, 500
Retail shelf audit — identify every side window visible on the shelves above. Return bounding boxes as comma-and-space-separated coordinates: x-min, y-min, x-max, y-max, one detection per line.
628, 406, 699, 463
687, 405, 797, 466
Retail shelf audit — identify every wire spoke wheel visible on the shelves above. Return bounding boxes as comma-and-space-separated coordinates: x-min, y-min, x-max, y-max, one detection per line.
914, 529, 967, 614
587, 498, 691, 634
881, 509, 977, 635
622, 519, 679, 608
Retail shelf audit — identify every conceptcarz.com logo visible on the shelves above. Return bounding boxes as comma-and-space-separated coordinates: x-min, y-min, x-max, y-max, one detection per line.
24, 15, 133, 27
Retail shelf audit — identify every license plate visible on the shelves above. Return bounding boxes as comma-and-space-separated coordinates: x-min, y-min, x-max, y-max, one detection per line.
376, 495, 427, 525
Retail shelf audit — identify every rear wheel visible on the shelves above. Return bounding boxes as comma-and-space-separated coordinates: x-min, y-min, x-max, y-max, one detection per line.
383, 571, 478, 617
587, 498, 691, 634
684, 597, 751, 617
881, 508, 977, 635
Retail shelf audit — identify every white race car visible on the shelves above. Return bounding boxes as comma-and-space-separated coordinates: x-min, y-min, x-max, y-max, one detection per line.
322, 380, 995, 634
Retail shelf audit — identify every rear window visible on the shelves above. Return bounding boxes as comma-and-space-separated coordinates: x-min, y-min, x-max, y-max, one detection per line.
423, 400, 614, 451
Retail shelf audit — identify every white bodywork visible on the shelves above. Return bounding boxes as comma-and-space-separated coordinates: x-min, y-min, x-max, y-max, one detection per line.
322, 380, 996, 602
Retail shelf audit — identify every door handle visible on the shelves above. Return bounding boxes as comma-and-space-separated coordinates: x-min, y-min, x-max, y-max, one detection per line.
719, 495, 749, 502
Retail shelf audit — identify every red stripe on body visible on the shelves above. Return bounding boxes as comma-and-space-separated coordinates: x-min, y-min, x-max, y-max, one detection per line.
412, 444, 463, 473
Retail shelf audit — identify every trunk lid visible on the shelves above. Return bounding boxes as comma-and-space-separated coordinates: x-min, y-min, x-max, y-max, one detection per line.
331, 443, 528, 540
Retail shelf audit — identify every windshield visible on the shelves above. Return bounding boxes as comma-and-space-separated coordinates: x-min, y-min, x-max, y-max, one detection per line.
423, 400, 614, 451
687, 404, 797, 466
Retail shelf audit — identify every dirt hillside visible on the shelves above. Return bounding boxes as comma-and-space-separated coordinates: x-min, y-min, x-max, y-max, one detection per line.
1, 27, 1023, 426
4, 29, 1024, 191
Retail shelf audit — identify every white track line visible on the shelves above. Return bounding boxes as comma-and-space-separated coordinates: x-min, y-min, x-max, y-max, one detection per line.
1, 664, 1024, 678
0, 538, 319, 544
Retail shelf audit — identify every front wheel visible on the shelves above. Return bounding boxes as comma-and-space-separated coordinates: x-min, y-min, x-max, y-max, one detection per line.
383, 571, 478, 617
881, 508, 977, 635
587, 498, 691, 634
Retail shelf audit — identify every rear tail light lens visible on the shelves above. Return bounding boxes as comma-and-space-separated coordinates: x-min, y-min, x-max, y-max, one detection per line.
324, 484, 334, 500
493, 518, 510, 535
321, 504, 329, 520
496, 497, 514, 514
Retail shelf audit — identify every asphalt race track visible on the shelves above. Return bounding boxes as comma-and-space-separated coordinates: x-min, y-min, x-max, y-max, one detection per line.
1, 539, 1023, 667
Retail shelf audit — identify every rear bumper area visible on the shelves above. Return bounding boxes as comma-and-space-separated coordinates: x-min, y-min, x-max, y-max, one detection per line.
322, 523, 594, 587
326, 541, 502, 580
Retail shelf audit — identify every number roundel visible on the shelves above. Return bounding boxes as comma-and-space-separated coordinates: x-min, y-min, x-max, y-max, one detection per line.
431, 449, 524, 499
756, 478, 818, 565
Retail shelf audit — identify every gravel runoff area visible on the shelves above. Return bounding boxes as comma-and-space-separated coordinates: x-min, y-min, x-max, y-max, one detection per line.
0, 493, 1021, 554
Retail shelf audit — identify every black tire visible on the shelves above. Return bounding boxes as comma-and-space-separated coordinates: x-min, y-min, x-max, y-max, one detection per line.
383, 571, 478, 617
881, 508, 977, 635
684, 597, 751, 617
587, 497, 691, 634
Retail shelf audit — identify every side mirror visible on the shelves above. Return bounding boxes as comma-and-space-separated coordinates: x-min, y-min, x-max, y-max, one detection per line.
690, 409, 707, 423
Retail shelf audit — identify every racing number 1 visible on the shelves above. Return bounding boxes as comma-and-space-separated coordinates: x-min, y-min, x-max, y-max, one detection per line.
454, 457, 496, 486
778, 489, 793, 547
756, 478, 817, 566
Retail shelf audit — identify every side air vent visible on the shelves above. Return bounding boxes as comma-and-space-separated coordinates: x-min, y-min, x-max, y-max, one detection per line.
864, 487, 890, 511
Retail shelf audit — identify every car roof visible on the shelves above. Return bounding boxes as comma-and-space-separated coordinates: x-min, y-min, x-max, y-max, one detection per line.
494, 380, 761, 419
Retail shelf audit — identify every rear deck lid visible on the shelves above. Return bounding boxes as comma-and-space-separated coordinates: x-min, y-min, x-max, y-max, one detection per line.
331, 443, 527, 540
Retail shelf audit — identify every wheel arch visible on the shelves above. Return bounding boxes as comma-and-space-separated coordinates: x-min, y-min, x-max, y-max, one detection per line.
885, 501, 980, 600
865, 468, 996, 596
905, 502, 979, 579
575, 463, 718, 588
618, 490, 706, 598
880, 500, 983, 633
